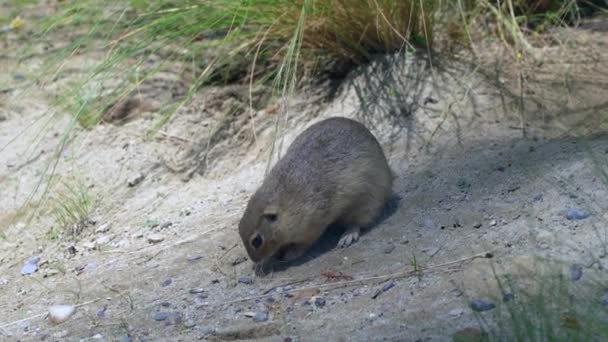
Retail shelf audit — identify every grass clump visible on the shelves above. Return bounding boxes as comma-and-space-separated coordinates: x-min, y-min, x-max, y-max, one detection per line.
471, 261, 608, 341
50, 180, 96, 238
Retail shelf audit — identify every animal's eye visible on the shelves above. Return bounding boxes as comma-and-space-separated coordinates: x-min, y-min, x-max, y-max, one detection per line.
263, 213, 278, 223
250, 234, 263, 249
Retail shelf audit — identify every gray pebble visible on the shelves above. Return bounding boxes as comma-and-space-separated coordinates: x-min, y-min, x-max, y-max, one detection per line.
314, 297, 326, 308
21, 256, 40, 275
238, 276, 254, 285
161, 278, 173, 287
570, 264, 583, 282
473, 222, 482, 229
253, 311, 269, 322
601, 290, 608, 307
96, 306, 107, 318
127, 172, 145, 187
470, 299, 495, 312
533, 194, 543, 202
189, 288, 205, 294
566, 208, 590, 220
502, 293, 514, 302
187, 255, 203, 262
120, 336, 132, 342
154, 312, 169, 321
384, 243, 396, 254
14, 73, 25, 80
160, 222, 173, 229
448, 308, 464, 318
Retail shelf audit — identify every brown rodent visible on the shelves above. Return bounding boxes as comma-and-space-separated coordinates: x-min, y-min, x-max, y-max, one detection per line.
238, 117, 393, 272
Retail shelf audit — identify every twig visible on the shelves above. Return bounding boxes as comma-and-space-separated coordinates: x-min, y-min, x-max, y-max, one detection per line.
216, 250, 493, 306
156, 130, 196, 144
0, 298, 101, 330
262, 277, 312, 295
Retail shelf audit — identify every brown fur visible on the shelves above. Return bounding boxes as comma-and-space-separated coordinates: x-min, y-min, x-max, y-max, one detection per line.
238, 117, 393, 270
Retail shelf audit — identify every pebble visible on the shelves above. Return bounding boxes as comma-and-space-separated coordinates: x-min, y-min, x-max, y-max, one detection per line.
252, 311, 269, 322
127, 172, 145, 187
187, 255, 203, 262
147, 234, 165, 244
489, 220, 497, 227
161, 278, 173, 287
120, 336, 132, 342
238, 276, 254, 285
565, 208, 590, 220
14, 73, 25, 80
569, 264, 583, 282
448, 308, 464, 318
473, 222, 482, 229
96, 306, 106, 318
372, 282, 395, 299
189, 288, 205, 294
502, 293, 514, 302
313, 296, 326, 308
48, 305, 76, 324
160, 222, 173, 229
154, 312, 169, 321
95, 224, 111, 234
533, 194, 543, 202
0, 278, 8, 286
21, 256, 40, 275
384, 243, 396, 254
470, 299, 495, 312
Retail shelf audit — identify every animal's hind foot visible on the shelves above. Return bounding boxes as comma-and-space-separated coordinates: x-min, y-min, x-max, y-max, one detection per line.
337, 226, 360, 248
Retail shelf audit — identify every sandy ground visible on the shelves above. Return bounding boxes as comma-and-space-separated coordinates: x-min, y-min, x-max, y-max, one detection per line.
1, 4, 608, 342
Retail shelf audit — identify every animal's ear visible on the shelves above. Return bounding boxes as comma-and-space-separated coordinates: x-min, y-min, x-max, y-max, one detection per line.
262, 205, 278, 223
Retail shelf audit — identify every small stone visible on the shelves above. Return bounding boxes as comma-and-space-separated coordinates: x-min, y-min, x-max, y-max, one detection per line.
180, 208, 192, 216
127, 173, 145, 187
21, 256, 40, 275
189, 288, 205, 294
313, 296, 326, 308
96, 306, 106, 318
160, 302, 171, 307
147, 234, 165, 244
187, 255, 203, 262
48, 305, 76, 324
533, 194, 543, 202
154, 312, 169, 321
489, 220, 497, 227
473, 222, 482, 229
0, 278, 8, 286
131, 233, 144, 239
161, 278, 173, 287
502, 293, 514, 302
95, 224, 110, 234
470, 299, 495, 312
14, 73, 25, 80
384, 243, 396, 254
565, 208, 590, 221
570, 264, 583, 282
92, 334, 103, 339
252, 311, 269, 322
238, 276, 254, 285
160, 222, 173, 229
120, 336, 132, 342
67, 245, 77, 255
496, 166, 505, 172
448, 308, 464, 318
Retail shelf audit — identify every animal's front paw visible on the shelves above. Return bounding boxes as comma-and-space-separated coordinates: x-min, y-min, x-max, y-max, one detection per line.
337, 227, 360, 248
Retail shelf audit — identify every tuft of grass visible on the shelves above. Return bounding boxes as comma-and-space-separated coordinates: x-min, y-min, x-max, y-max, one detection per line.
471, 260, 608, 341
50, 180, 96, 238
